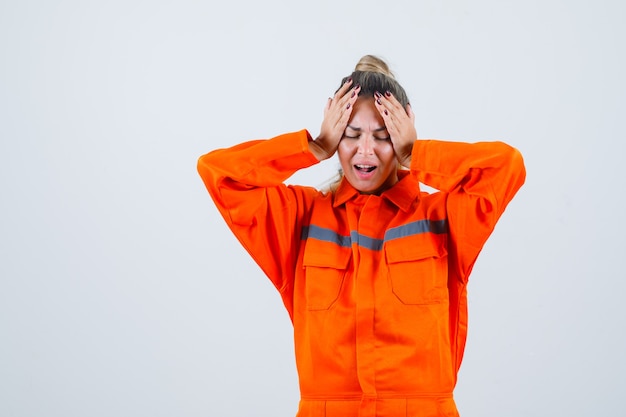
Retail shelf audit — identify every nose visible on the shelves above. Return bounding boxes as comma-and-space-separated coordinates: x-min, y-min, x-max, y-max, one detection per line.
357, 134, 374, 155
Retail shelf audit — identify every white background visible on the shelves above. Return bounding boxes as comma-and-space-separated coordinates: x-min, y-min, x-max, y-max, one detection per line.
1, 0, 625, 416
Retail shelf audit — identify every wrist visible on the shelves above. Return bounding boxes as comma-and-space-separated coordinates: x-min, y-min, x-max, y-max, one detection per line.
396, 141, 414, 168
398, 154, 412, 168
309, 138, 333, 161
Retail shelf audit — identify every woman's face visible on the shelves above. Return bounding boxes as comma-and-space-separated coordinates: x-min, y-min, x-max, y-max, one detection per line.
337, 97, 398, 195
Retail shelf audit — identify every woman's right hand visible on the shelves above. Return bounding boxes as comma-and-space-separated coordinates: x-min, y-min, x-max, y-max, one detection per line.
310, 79, 361, 161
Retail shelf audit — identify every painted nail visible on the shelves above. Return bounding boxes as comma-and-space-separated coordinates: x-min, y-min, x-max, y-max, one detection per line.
385, 90, 391, 97
384, 109, 388, 115
377, 98, 381, 105
347, 103, 351, 109
355, 84, 361, 89
351, 90, 355, 98
347, 77, 353, 84
374, 91, 382, 98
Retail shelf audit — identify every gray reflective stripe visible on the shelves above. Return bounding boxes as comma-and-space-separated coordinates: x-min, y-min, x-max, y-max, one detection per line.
301, 225, 351, 247
350, 231, 383, 251
302, 219, 447, 250
384, 219, 448, 241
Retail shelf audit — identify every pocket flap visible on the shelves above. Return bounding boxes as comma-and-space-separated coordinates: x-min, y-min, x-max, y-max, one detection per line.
303, 240, 352, 269
385, 236, 447, 263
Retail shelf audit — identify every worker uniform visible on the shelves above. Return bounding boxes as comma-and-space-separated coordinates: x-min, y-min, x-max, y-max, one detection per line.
197, 129, 526, 417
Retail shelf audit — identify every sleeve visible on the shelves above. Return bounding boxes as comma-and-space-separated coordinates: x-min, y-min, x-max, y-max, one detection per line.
196, 129, 321, 309
410, 139, 526, 282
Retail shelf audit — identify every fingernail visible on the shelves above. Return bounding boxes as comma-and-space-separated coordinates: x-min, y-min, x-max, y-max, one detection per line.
347, 103, 351, 109
355, 84, 361, 89
347, 77, 353, 83
384, 109, 388, 115
385, 90, 391, 97
376, 98, 381, 105
351, 90, 355, 98
375, 91, 382, 98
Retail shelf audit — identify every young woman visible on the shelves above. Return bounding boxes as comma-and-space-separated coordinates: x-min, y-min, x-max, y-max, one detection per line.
197, 55, 526, 417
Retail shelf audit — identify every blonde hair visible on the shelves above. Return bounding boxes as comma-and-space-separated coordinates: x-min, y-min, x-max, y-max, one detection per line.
354, 55, 394, 77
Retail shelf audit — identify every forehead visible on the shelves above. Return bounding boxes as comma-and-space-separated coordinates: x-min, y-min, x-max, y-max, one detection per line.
347, 97, 386, 130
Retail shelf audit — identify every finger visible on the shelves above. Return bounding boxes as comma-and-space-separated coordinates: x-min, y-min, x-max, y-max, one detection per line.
382, 91, 406, 115
374, 91, 393, 120
329, 85, 360, 127
324, 97, 332, 115
332, 101, 356, 133
325, 79, 352, 119
377, 93, 411, 129
406, 103, 415, 123
339, 98, 355, 124
375, 96, 414, 146
333, 84, 360, 111
345, 84, 361, 108
333, 77, 354, 100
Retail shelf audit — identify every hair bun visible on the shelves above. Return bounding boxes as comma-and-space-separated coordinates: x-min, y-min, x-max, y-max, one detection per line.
354, 55, 394, 78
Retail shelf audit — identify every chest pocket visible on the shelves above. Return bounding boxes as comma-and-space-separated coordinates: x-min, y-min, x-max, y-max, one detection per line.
302, 243, 351, 311
385, 237, 448, 305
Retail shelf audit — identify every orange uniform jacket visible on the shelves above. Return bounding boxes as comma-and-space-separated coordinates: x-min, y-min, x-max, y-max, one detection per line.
197, 130, 526, 417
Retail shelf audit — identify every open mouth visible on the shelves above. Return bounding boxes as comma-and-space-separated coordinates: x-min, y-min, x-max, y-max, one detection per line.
355, 164, 376, 173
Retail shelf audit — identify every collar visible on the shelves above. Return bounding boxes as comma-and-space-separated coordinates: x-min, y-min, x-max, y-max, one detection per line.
332, 170, 420, 211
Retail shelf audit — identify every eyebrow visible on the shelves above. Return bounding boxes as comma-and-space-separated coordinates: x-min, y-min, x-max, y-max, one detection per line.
346, 125, 388, 132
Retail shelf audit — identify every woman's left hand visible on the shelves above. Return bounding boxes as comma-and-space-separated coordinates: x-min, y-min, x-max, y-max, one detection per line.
374, 91, 417, 167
